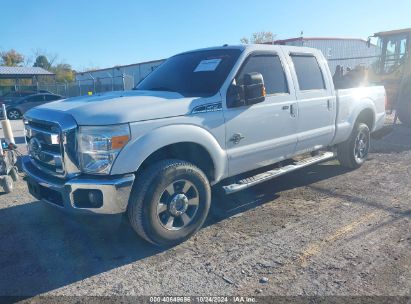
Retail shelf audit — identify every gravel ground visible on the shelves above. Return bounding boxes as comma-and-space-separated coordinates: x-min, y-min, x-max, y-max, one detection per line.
0, 118, 410, 299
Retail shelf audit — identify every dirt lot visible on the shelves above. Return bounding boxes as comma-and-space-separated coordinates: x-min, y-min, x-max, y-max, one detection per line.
0, 119, 410, 299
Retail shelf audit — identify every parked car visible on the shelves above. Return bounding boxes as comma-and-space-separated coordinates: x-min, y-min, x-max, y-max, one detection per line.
4, 93, 62, 119
22, 45, 386, 246
0, 90, 51, 105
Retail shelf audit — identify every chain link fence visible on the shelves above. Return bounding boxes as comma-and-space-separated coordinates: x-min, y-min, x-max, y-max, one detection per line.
0, 74, 135, 98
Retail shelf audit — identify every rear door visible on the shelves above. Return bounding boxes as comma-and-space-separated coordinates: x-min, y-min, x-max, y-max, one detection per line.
285, 50, 336, 153
223, 51, 298, 176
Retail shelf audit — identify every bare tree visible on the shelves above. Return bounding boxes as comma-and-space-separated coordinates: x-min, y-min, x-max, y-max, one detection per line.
240, 31, 276, 44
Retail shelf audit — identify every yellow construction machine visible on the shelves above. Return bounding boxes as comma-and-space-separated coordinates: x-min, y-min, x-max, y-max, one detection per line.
367, 28, 411, 127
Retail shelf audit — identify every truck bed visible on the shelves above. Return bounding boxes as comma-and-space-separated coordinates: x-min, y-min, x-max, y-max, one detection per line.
332, 86, 386, 145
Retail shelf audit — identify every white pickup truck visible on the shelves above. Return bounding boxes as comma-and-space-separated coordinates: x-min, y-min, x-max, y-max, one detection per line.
22, 44, 386, 246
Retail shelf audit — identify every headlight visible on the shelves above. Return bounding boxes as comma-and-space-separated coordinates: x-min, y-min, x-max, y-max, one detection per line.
77, 124, 130, 174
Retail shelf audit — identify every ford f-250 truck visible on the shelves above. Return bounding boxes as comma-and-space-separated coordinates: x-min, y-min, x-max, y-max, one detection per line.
22, 44, 386, 246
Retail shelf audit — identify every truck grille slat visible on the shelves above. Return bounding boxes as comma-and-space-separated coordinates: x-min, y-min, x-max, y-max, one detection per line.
26, 120, 65, 176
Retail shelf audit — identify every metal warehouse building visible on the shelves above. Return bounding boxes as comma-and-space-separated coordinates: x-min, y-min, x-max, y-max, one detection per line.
75, 59, 165, 92
274, 37, 380, 73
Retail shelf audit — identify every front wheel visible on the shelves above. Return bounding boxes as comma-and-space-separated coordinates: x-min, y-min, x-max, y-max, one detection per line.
128, 159, 211, 246
7, 109, 21, 120
337, 123, 370, 169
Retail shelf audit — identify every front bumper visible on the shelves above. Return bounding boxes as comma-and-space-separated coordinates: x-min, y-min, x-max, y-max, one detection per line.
22, 156, 135, 214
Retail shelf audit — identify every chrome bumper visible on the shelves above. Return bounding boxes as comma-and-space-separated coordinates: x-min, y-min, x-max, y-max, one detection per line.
22, 156, 135, 214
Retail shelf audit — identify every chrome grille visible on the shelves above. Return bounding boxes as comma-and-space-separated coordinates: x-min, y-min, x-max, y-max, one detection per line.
24, 109, 80, 178
26, 120, 65, 175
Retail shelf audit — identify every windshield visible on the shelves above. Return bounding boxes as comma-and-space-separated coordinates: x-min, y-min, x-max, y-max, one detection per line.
136, 48, 242, 97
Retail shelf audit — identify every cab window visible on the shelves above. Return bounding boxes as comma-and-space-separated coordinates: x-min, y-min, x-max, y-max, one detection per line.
291, 54, 326, 91
26, 95, 45, 103
236, 54, 289, 95
382, 34, 408, 74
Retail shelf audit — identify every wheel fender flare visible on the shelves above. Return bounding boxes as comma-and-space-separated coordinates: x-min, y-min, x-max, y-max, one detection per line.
332, 98, 376, 145
111, 124, 228, 183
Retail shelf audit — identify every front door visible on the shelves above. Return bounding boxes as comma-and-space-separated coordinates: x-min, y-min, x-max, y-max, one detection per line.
223, 53, 298, 177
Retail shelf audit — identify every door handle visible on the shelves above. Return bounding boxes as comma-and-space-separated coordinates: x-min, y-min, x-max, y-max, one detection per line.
290, 104, 297, 117
327, 100, 332, 110
282, 105, 290, 110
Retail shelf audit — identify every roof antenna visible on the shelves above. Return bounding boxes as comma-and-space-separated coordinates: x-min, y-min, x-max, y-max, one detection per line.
222, 44, 228, 47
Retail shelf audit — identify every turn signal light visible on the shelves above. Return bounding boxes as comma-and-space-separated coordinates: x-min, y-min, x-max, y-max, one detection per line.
111, 135, 129, 150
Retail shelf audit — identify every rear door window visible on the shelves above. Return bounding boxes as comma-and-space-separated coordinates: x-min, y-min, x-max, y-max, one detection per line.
26, 95, 45, 103
291, 55, 326, 90
44, 94, 60, 101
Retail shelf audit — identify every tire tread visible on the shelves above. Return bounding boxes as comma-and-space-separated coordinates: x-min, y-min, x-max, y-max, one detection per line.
128, 159, 209, 245
337, 123, 369, 169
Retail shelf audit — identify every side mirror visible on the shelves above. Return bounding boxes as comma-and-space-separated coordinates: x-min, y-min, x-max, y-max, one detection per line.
226, 72, 266, 108
226, 84, 245, 108
243, 72, 266, 105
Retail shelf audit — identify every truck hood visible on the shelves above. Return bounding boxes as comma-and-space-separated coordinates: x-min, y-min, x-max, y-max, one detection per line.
33, 90, 200, 125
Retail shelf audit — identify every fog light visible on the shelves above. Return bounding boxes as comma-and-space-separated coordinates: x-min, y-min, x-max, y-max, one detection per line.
88, 190, 103, 207
73, 189, 103, 208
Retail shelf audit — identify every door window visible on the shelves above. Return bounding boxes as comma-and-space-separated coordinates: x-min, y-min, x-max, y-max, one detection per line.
44, 94, 60, 101
236, 55, 289, 95
26, 95, 45, 103
291, 55, 326, 90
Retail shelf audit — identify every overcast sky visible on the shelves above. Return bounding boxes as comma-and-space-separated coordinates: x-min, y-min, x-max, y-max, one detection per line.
1, 0, 410, 71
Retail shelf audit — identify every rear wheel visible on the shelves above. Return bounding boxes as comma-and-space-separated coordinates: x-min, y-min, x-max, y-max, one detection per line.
337, 123, 370, 169
7, 109, 21, 120
396, 79, 411, 128
128, 159, 211, 247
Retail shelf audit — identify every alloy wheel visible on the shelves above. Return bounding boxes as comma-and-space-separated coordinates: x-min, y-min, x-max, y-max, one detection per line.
354, 130, 369, 162
8, 110, 20, 120
156, 179, 200, 231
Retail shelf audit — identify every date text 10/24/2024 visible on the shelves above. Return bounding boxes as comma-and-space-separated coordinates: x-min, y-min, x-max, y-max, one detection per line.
149, 296, 257, 303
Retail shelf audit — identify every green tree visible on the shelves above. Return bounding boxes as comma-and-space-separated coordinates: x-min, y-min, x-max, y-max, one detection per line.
0, 49, 24, 66
240, 31, 276, 44
51, 63, 75, 82
33, 55, 51, 70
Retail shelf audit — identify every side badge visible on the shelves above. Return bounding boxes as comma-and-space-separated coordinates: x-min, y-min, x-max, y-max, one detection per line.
230, 133, 245, 145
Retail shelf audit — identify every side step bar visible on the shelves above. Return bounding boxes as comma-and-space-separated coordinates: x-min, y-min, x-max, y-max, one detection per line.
223, 151, 336, 194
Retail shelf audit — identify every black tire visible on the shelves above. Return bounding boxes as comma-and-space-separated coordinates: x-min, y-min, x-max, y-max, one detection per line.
127, 159, 211, 246
209, 186, 229, 220
396, 78, 411, 128
10, 167, 19, 182
397, 100, 411, 128
337, 123, 370, 169
7, 109, 21, 120
2, 176, 13, 193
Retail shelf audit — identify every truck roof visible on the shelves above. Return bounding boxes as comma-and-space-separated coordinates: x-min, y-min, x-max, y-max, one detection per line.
176, 44, 319, 56
374, 28, 411, 36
